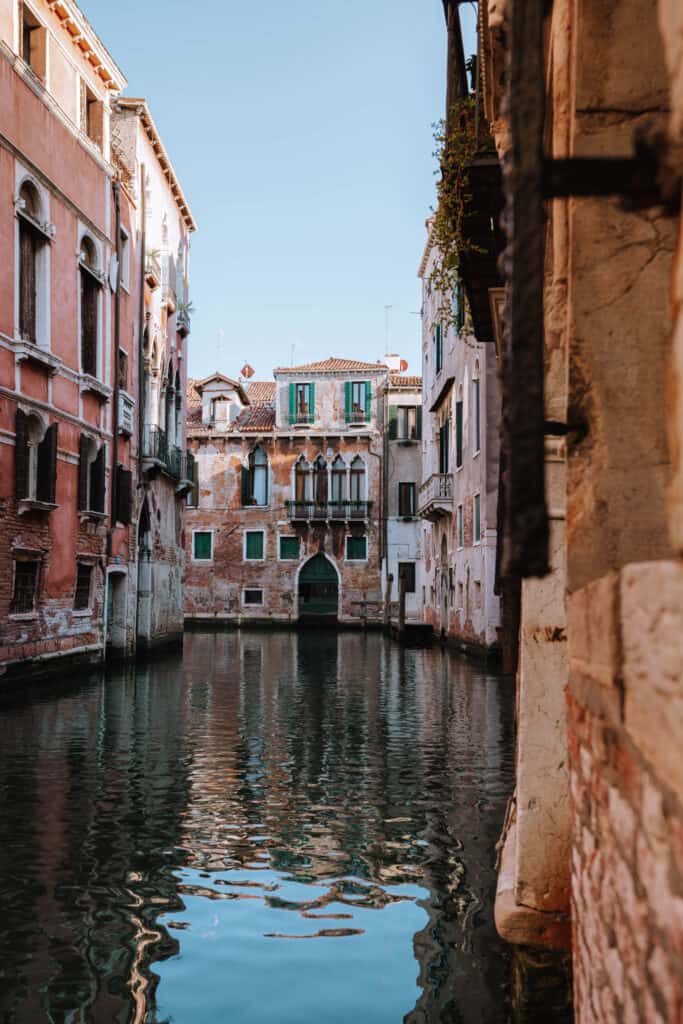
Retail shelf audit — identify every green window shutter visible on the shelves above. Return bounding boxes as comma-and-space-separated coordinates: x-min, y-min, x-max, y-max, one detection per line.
308, 383, 315, 422
416, 406, 422, 440
241, 465, 250, 506
345, 381, 351, 423
388, 405, 398, 440
289, 383, 295, 424
246, 531, 264, 559
364, 381, 371, 420
347, 536, 367, 560
456, 401, 463, 467
194, 532, 212, 560
280, 536, 300, 560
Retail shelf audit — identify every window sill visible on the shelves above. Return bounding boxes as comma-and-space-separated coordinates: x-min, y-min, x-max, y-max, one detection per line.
244, 559, 265, 564
398, 439, 418, 446
18, 499, 57, 515
192, 558, 213, 564
8, 612, 38, 621
72, 609, 93, 617
14, 339, 62, 376
80, 375, 112, 402
79, 510, 107, 523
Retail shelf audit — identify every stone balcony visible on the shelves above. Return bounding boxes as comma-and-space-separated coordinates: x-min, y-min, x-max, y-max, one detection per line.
418, 473, 453, 520
286, 500, 372, 522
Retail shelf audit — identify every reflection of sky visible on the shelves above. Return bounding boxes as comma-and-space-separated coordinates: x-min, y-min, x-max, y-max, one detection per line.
156, 868, 427, 1024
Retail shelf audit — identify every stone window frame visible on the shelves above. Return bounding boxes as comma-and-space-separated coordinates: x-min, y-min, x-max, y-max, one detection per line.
345, 534, 369, 563
243, 588, 264, 607
278, 534, 301, 562
472, 360, 481, 457
243, 528, 266, 562
73, 560, 95, 615
191, 528, 214, 563
9, 548, 43, 620
457, 504, 464, 550
473, 492, 481, 545
15, 166, 53, 351
77, 227, 105, 382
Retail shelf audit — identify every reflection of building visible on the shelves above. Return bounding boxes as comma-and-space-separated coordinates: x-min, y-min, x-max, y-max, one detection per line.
382, 372, 424, 623
0, 2, 195, 681
418, 226, 502, 652
185, 358, 394, 625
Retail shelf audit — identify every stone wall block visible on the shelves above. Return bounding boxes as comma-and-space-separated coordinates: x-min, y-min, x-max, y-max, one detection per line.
622, 560, 683, 803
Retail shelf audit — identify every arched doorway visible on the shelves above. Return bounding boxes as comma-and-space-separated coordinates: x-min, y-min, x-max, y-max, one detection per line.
136, 497, 152, 647
298, 554, 339, 621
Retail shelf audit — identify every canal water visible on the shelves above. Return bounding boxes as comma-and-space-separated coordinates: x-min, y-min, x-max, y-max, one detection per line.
0, 631, 515, 1024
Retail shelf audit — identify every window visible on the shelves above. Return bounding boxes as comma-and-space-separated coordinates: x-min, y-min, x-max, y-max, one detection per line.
455, 398, 463, 468
346, 536, 367, 561
118, 349, 128, 391
474, 580, 482, 608
11, 558, 39, 614
119, 227, 130, 290
213, 397, 230, 423
458, 581, 464, 607
279, 536, 300, 560
17, 180, 49, 346
473, 376, 481, 454
453, 279, 465, 332
77, 435, 105, 514
244, 589, 263, 606
294, 457, 310, 502
80, 81, 104, 149
345, 381, 371, 424
331, 455, 347, 504
313, 455, 328, 504
245, 530, 265, 560
474, 493, 481, 543
79, 237, 100, 377
397, 406, 421, 441
20, 5, 46, 78
438, 422, 450, 474
398, 562, 416, 593
289, 382, 314, 424
74, 563, 93, 611
398, 482, 416, 517
349, 456, 366, 504
193, 531, 213, 561
15, 410, 57, 505
457, 504, 464, 548
242, 446, 269, 506
115, 464, 132, 525
434, 323, 443, 375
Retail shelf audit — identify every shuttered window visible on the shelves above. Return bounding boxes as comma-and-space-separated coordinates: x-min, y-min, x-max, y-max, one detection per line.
279, 536, 300, 560
193, 532, 212, 561
245, 531, 264, 560
15, 412, 57, 505
90, 445, 105, 513
36, 423, 57, 504
434, 323, 443, 374
19, 220, 37, 342
73, 563, 93, 611
115, 465, 132, 525
346, 536, 367, 561
473, 378, 481, 453
11, 559, 39, 614
290, 383, 314, 424
398, 482, 416, 517
455, 401, 463, 468
80, 267, 99, 376
78, 436, 105, 513
15, 409, 29, 500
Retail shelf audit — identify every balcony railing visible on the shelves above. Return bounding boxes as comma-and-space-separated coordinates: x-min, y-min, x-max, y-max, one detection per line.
143, 427, 194, 485
418, 473, 453, 518
346, 410, 368, 425
288, 409, 314, 426
286, 500, 372, 522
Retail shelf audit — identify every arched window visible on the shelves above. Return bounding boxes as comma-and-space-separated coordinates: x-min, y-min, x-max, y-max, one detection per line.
14, 408, 57, 505
294, 457, 310, 503
349, 456, 366, 505
17, 180, 49, 346
79, 236, 100, 377
242, 445, 269, 507
312, 455, 328, 505
331, 455, 347, 505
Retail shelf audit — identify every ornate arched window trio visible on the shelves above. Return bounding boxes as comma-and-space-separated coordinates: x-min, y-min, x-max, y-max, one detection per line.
286, 453, 369, 522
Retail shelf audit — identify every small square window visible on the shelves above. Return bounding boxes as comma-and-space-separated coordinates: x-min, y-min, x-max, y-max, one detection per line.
193, 531, 212, 561
245, 531, 264, 560
346, 536, 367, 561
11, 559, 39, 614
244, 589, 263, 606
279, 536, 300, 560
74, 563, 93, 611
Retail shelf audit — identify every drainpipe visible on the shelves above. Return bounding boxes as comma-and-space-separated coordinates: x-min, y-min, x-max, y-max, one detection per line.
108, 179, 122, 558
138, 163, 146, 479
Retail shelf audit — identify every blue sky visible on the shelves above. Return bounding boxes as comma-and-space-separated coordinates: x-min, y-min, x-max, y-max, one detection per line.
80, 1, 477, 381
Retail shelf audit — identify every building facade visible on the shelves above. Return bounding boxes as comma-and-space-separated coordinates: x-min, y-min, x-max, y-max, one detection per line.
418, 228, 501, 653
382, 371, 423, 624
185, 358, 390, 626
0, 0, 194, 683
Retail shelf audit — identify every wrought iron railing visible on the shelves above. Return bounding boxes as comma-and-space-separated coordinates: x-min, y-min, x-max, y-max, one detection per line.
288, 410, 314, 426
143, 428, 194, 483
346, 410, 368, 425
143, 425, 168, 466
286, 500, 372, 521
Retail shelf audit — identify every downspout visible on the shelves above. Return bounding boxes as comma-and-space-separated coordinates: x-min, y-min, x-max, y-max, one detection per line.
138, 163, 146, 479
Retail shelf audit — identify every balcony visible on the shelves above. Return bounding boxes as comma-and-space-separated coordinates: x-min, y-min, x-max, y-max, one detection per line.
288, 410, 314, 427
142, 426, 194, 491
346, 411, 368, 427
286, 500, 372, 522
418, 473, 453, 520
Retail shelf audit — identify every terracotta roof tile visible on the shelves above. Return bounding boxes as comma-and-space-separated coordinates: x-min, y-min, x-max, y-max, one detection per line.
246, 381, 277, 403
389, 373, 422, 388
273, 357, 388, 374
233, 403, 276, 432
186, 379, 201, 407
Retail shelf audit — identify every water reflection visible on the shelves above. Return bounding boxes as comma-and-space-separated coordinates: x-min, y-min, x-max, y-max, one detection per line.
0, 631, 514, 1023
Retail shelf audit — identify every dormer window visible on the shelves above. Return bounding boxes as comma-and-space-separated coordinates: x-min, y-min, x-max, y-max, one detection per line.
289, 383, 314, 425
213, 398, 230, 423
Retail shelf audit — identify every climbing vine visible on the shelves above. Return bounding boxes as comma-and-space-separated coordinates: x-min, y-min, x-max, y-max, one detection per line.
428, 98, 481, 328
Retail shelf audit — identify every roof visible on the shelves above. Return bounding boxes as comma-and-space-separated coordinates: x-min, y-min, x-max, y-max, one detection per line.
186, 379, 201, 407
52, 2, 127, 93
246, 381, 276, 403
274, 357, 388, 375
389, 373, 422, 388
233, 404, 276, 433
113, 98, 197, 232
